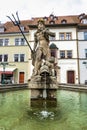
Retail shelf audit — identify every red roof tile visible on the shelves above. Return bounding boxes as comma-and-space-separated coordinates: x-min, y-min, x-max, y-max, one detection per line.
0, 14, 85, 33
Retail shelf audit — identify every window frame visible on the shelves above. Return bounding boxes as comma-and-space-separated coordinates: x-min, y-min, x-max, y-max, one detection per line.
60, 50, 72, 59
60, 50, 65, 58
85, 49, 87, 58
67, 50, 72, 58
81, 19, 87, 24
0, 38, 9, 46
14, 54, 25, 62
59, 32, 72, 40
84, 32, 87, 40
15, 38, 25, 46
0, 54, 8, 62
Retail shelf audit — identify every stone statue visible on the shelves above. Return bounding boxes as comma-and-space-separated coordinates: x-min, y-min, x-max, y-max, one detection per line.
32, 19, 55, 76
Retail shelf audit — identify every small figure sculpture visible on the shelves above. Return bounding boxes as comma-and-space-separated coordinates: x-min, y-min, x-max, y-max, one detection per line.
32, 19, 55, 76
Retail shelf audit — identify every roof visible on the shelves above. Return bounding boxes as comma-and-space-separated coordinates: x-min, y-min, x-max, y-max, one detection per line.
4, 20, 32, 33
0, 13, 87, 34
28, 15, 80, 28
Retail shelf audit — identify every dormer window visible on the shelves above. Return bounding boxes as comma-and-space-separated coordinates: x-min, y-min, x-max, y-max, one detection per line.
54, 16, 58, 21
81, 19, 87, 24
20, 26, 24, 31
43, 17, 48, 21
61, 19, 67, 24
0, 27, 5, 32
50, 14, 54, 20
49, 14, 57, 22
0, 23, 5, 32
49, 20, 55, 24
78, 13, 85, 19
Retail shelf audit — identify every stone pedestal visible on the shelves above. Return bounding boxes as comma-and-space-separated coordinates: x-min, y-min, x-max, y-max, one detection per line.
28, 62, 58, 100
28, 75, 58, 99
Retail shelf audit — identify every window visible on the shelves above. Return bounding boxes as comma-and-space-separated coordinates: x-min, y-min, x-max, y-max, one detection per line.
59, 32, 72, 40
43, 17, 48, 21
21, 38, 25, 45
81, 19, 87, 24
59, 33, 65, 40
84, 32, 87, 40
0, 55, 2, 62
66, 33, 72, 40
15, 38, 19, 46
14, 54, 25, 62
0, 54, 8, 62
14, 54, 19, 62
78, 13, 85, 19
49, 36, 56, 41
0, 27, 5, 32
0, 38, 9, 46
60, 50, 72, 59
4, 54, 8, 62
15, 38, 25, 45
60, 51, 65, 58
61, 19, 67, 24
20, 54, 24, 62
67, 50, 72, 58
85, 49, 87, 58
20, 26, 24, 31
0, 23, 5, 32
54, 16, 58, 21
50, 14, 54, 20
49, 21, 55, 24
0, 39, 3, 46
4, 39, 9, 46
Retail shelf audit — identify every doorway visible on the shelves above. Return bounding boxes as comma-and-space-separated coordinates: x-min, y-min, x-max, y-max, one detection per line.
19, 72, 24, 83
67, 71, 75, 84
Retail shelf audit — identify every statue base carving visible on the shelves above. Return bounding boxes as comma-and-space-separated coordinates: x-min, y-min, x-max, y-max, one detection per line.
28, 63, 58, 99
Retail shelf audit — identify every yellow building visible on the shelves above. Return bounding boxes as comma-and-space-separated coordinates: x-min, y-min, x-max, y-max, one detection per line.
0, 20, 31, 84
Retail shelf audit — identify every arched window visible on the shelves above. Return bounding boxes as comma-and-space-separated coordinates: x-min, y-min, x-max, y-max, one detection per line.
61, 19, 67, 24
43, 16, 48, 21
81, 19, 87, 24
49, 20, 55, 24
49, 14, 54, 20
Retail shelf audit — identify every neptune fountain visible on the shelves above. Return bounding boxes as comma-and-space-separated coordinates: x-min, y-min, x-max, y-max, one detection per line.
7, 12, 58, 101
3, 13, 87, 130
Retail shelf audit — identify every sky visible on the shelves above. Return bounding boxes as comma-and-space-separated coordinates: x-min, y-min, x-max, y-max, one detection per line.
0, 0, 87, 23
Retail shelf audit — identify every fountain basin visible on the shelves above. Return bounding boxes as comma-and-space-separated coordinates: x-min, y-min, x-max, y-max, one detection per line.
0, 89, 87, 130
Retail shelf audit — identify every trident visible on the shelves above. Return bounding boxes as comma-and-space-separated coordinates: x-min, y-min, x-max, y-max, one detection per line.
7, 12, 33, 53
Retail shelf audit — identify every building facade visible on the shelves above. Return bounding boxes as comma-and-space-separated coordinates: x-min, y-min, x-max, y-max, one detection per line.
0, 13, 87, 84
28, 14, 80, 84
0, 20, 31, 84
78, 13, 87, 84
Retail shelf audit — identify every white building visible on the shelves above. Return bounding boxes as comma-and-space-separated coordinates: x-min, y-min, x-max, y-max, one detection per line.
78, 13, 87, 84
28, 14, 80, 84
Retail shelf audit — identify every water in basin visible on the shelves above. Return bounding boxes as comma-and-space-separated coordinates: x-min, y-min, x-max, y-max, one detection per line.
0, 89, 87, 130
